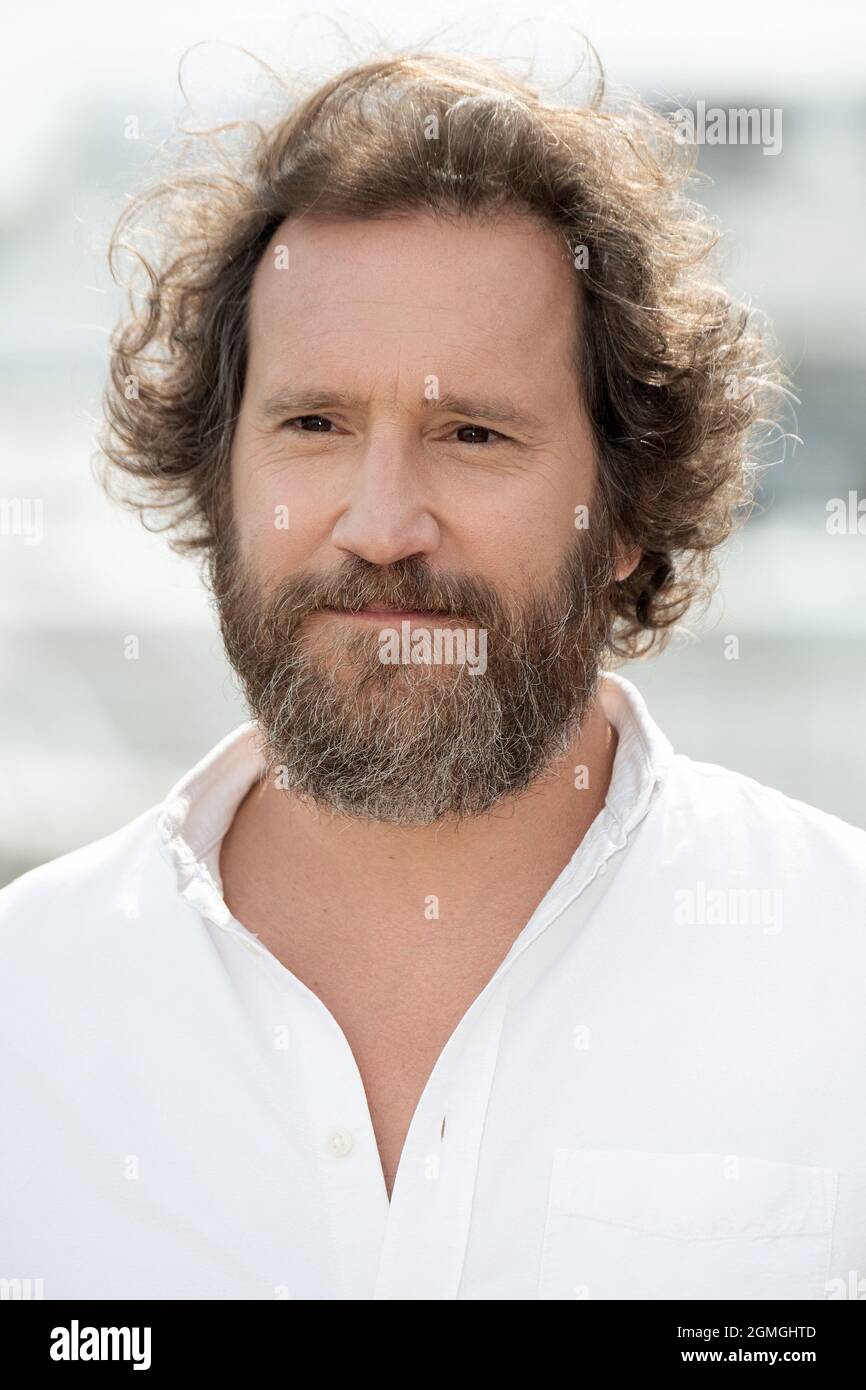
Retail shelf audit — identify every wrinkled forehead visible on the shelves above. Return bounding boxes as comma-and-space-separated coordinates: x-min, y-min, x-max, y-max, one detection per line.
244, 210, 583, 392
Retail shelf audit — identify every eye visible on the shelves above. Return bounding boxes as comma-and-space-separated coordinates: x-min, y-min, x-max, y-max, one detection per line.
451, 423, 509, 446
279, 416, 510, 444
281, 415, 337, 433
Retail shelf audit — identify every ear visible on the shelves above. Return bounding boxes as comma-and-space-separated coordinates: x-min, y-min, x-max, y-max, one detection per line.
614, 543, 641, 583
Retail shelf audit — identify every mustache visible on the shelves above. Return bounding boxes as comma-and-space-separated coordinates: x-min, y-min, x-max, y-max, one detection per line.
264, 556, 505, 629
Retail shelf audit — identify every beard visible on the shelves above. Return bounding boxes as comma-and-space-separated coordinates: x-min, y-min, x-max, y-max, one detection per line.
208, 515, 617, 825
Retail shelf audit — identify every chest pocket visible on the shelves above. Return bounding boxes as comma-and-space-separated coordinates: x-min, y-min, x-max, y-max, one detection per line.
538, 1148, 837, 1300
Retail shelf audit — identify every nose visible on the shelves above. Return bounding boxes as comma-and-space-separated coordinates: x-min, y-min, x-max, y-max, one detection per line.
330, 438, 439, 566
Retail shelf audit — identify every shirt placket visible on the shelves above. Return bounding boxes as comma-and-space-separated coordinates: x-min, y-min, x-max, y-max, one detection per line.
288, 979, 392, 1299
373, 982, 511, 1300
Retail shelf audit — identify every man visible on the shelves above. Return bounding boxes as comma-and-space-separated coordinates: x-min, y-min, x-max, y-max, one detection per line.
1, 49, 864, 1302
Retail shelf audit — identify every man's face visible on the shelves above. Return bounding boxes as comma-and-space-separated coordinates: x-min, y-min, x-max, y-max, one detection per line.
212, 211, 623, 823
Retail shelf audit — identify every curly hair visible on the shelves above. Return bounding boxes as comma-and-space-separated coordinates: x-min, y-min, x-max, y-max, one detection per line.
99, 46, 788, 659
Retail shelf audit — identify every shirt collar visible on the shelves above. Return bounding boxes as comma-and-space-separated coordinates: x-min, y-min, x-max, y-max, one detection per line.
597, 670, 674, 837
155, 671, 674, 912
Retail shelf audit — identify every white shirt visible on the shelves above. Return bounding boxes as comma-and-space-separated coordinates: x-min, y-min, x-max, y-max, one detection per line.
2, 672, 865, 1301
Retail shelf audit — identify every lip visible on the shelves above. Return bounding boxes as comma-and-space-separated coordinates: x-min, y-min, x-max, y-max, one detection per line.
323, 606, 455, 623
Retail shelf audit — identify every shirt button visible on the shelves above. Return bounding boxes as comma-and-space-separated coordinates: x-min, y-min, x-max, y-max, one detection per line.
326, 1128, 355, 1157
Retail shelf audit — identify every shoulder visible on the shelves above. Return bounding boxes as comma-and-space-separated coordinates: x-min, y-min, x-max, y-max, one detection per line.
670, 753, 865, 848
654, 752, 866, 907
0, 805, 167, 946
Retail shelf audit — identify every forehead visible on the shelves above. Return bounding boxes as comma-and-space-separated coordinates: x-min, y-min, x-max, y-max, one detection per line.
245, 210, 581, 390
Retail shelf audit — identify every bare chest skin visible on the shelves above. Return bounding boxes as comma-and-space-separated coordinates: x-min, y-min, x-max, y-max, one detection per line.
219, 840, 553, 1199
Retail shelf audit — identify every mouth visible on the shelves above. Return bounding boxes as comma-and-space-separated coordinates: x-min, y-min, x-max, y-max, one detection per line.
322, 605, 456, 623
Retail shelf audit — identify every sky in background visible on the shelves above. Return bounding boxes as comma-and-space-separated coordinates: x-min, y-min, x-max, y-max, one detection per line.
3, 0, 865, 210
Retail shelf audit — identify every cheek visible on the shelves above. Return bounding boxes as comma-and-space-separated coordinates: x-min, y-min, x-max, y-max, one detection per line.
231, 445, 327, 571
477, 479, 581, 584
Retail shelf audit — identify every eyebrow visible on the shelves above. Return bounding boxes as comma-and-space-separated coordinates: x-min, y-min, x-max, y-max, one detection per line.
257, 386, 547, 434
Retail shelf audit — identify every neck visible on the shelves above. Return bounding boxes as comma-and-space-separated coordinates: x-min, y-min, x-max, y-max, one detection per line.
220, 684, 618, 940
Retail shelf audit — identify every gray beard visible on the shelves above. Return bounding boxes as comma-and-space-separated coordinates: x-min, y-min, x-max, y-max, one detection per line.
209, 527, 615, 825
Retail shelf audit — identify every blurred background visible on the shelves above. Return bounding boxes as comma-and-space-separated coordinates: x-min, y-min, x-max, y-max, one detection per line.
1, 0, 864, 886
